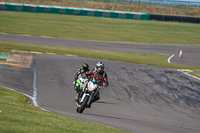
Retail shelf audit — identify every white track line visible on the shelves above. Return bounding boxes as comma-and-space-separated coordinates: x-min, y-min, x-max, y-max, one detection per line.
0, 85, 34, 102
0, 54, 50, 112
1, 53, 51, 112
32, 55, 50, 111
177, 69, 200, 81
167, 54, 174, 63
33, 55, 39, 107
167, 54, 200, 81
1, 85, 50, 112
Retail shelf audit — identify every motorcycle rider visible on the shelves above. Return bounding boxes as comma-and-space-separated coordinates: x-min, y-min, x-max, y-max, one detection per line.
89, 61, 109, 105
74, 62, 109, 107
74, 63, 92, 100
92, 61, 108, 87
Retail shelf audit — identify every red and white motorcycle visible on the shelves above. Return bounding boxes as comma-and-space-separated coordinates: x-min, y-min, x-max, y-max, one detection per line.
75, 77, 100, 113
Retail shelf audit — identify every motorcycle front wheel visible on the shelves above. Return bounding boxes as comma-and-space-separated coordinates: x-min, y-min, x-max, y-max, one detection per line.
76, 95, 90, 113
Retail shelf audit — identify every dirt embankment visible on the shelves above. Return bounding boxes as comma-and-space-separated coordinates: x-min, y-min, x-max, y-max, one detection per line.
1, 0, 200, 17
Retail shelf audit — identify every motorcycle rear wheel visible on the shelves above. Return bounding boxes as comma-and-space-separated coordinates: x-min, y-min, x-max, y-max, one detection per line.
76, 95, 90, 113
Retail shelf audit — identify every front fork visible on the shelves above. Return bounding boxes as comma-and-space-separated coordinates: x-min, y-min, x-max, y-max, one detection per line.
78, 88, 99, 106
79, 93, 92, 107
87, 89, 100, 106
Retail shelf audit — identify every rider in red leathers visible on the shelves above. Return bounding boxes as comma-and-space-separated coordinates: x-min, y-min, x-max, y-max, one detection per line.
91, 62, 108, 87
88, 62, 109, 104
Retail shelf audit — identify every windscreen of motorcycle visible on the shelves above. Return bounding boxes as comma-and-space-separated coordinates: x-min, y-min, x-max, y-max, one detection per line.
88, 81, 97, 91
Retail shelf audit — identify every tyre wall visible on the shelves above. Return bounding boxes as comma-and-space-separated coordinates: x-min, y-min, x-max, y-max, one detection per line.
149, 14, 200, 23
0, 2, 150, 20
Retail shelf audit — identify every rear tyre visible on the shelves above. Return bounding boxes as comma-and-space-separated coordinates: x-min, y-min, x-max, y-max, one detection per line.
76, 95, 90, 113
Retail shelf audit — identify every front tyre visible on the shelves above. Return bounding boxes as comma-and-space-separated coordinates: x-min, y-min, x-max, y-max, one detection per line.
76, 95, 90, 113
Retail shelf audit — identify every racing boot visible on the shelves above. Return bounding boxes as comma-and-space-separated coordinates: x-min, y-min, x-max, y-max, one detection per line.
75, 93, 79, 101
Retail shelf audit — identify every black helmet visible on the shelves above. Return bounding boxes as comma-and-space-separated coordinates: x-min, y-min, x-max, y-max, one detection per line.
96, 62, 104, 74
82, 63, 89, 72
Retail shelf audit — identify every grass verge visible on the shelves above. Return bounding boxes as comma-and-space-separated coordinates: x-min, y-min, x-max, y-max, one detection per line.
191, 73, 200, 78
0, 11, 200, 45
1, 40, 200, 78
0, 59, 6, 61
0, 86, 130, 133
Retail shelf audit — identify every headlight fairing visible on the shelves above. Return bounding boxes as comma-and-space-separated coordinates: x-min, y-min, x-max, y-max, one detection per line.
87, 81, 97, 91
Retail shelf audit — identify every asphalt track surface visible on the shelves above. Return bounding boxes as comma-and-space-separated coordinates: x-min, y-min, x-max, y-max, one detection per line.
0, 33, 200, 133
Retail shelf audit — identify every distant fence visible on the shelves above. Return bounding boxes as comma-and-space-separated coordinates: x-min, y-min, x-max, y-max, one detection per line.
67, 0, 200, 10
1, 0, 199, 10
135, 0, 200, 9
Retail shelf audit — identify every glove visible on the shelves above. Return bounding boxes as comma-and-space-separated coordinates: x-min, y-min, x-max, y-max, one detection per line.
103, 83, 106, 87
103, 82, 108, 87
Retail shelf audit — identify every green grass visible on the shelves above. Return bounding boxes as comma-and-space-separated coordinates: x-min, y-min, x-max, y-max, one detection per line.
2, 39, 200, 77
0, 11, 200, 45
0, 86, 130, 133
1, 40, 200, 74
190, 69, 200, 78
191, 72, 200, 78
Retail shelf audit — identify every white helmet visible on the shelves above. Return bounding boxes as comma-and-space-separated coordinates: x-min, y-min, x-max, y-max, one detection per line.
96, 62, 104, 73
